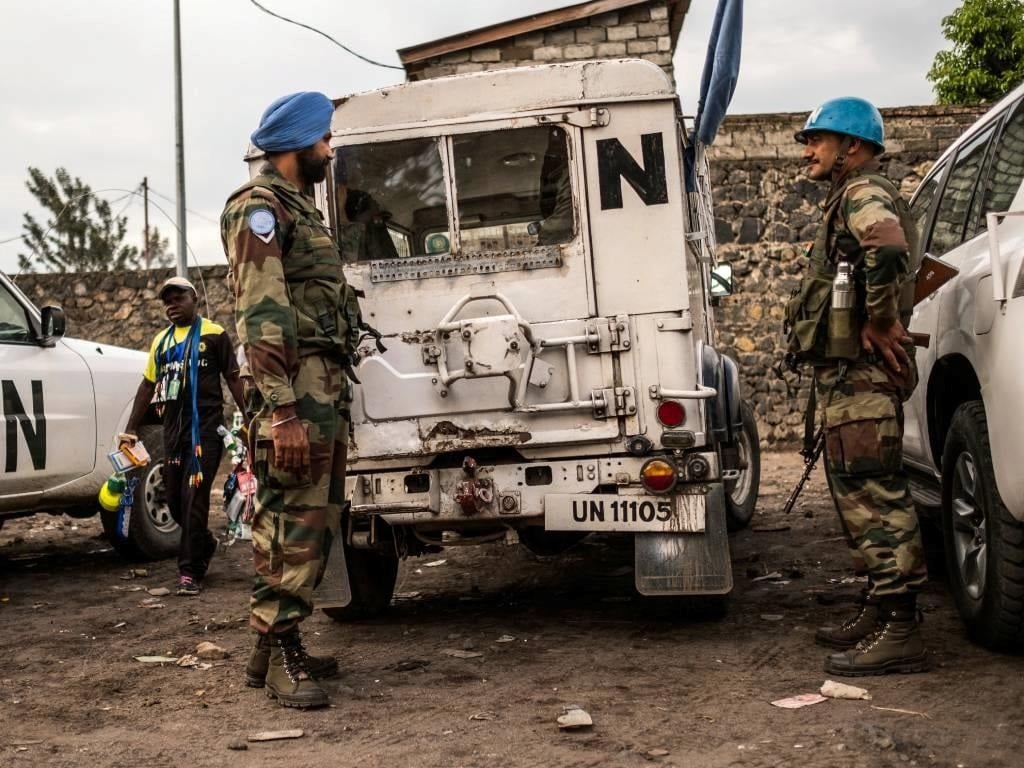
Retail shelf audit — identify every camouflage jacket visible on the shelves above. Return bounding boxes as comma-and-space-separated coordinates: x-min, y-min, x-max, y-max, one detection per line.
816, 161, 918, 327
785, 162, 917, 364
221, 163, 358, 410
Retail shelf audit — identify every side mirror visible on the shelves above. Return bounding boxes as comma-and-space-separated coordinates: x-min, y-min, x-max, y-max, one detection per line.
39, 305, 66, 346
710, 263, 734, 298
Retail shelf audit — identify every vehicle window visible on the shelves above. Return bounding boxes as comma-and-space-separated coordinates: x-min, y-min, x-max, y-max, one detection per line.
0, 283, 33, 344
333, 138, 448, 262
929, 126, 996, 256
909, 171, 941, 252
453, 126, 574, 254
980, 100, 1024, 223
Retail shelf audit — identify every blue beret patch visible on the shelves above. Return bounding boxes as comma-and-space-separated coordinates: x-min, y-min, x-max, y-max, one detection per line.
248, 209, 276, 237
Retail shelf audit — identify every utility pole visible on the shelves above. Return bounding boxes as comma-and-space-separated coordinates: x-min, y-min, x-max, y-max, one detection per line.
142, 176, 150, 270
173, 0, 187, 277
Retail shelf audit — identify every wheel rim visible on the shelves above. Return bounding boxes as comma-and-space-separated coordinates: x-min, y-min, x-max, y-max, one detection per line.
144, 461, 177, 534
729, 428, 753, 512
727, 426, 753, 506
951, 450, 987, 601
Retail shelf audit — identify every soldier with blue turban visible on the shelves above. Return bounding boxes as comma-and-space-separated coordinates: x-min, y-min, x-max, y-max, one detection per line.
222, 91, 362, 709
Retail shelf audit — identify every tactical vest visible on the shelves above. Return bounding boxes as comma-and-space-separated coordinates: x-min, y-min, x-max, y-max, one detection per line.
227, 171, 363, 362
784, 171, 919, 366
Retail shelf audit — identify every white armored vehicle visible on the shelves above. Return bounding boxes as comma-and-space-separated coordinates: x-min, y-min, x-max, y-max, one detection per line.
292, 60, 759, 616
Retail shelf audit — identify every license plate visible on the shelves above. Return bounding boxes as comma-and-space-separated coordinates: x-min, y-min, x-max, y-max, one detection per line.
544, 493, 705, 533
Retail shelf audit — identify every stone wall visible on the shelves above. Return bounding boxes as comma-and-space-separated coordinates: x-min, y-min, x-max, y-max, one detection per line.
13, 106, 987, 447
14, 266, 237, 354
708, 105, 986, 446
405, 1, 676, 83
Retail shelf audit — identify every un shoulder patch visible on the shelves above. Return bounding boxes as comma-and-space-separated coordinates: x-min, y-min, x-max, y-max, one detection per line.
248, 209, 276, 244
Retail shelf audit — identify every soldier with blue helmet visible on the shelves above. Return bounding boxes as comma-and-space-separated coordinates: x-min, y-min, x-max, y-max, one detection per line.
785, 97, 929, 676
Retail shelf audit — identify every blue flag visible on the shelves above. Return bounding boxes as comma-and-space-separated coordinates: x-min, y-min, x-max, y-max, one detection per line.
693, 0, 743, 146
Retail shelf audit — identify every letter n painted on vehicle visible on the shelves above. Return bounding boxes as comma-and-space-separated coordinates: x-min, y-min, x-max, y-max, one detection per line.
596, 133, 668, 210
3, 380, 46, 471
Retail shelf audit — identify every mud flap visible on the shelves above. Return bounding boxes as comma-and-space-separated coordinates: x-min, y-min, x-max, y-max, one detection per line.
312, 527, 353, 609
634, 484, 732, 595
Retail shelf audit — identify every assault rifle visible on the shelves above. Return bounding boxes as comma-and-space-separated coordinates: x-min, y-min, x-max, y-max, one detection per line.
783, 426, 825, 515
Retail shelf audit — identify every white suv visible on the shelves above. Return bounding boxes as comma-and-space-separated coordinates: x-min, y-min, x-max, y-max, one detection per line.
904, 83, 1024, 650
0, 270, 175, 559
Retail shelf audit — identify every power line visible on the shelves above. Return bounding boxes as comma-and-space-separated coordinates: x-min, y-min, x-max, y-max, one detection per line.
0, 188, 137, 248
112, 189, 138, 219
248, 0, 404, 71
147, 186, 219, 224
10, 187, 214, 312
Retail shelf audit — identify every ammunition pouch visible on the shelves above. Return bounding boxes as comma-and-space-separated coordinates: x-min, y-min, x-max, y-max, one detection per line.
784, 275, 832, 361
826, 305, 862, 361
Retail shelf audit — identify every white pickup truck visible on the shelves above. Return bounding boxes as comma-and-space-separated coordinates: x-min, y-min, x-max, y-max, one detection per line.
0, 270, 174, 558
904, 82, 1024, 651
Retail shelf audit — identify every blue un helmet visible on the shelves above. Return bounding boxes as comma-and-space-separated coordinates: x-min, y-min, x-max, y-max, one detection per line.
794, 97, 885, 153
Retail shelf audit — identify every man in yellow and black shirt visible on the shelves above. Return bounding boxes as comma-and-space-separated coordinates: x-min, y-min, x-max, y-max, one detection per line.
121, 276, 245, 596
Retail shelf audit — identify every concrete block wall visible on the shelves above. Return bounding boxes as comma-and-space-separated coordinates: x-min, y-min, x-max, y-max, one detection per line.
406, 1, 675, 82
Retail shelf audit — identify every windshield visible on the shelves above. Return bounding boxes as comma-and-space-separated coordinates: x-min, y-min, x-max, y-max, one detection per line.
333, 137, 447, 262
453, 125, 574, 253
332, 126, 574, 264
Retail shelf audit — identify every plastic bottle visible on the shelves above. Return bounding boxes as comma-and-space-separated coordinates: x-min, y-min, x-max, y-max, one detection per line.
98, 473, 127, 513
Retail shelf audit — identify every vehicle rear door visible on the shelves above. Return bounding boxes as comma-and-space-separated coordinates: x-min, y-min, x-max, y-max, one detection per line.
331, 118, 636, 460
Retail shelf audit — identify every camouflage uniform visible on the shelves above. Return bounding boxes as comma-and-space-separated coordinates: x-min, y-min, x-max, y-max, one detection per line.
221, 163, 359, 635
789, 162, 927, 599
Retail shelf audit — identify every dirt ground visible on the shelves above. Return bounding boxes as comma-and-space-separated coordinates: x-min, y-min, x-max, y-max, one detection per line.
0, 452, 1020, 768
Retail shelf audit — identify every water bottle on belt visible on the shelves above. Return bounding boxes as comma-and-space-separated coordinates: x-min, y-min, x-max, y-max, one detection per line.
826, 261, 860, 360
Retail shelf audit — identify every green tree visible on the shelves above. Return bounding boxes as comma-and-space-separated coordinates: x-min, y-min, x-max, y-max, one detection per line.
17, 167, 171, 273
928, 0, 1024, 105
143, 227, 172, 270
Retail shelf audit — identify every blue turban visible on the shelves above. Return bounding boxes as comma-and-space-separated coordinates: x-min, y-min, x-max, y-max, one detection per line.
250, 91, 333, 152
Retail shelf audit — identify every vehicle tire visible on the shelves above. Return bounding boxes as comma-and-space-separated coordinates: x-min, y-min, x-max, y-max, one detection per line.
322, 542, 399, 622
100, 427, 179, 561
725, 400, 761, 532
941, 401, 1024, 651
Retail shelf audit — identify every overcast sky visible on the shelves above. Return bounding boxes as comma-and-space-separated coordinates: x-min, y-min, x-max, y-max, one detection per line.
0, 0, 961, 275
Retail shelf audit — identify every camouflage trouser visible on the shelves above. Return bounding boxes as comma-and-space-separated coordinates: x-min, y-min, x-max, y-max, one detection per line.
815, 357, 927, 598
249, 355, 350, 634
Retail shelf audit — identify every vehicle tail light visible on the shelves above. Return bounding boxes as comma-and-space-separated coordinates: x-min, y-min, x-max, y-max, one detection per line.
656, 400, 686, 427
641, 459, 677, 494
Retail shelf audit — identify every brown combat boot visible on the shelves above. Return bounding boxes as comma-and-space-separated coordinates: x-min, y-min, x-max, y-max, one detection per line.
263, 629, 330, 709
824, 595, 928, 677
814, 592, 881, 649
245, 632, 339, 688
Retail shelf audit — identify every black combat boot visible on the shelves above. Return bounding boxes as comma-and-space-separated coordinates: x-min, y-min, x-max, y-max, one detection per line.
245, 632, 339, 688
263, 629, 330, 709
815, 592, 881, 649
824, 594, 928, 677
